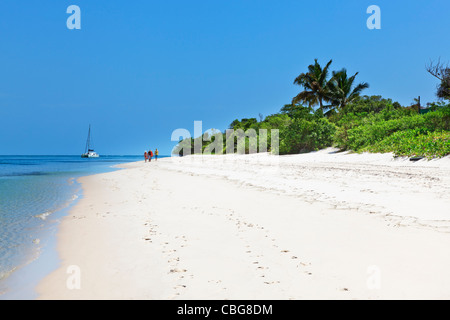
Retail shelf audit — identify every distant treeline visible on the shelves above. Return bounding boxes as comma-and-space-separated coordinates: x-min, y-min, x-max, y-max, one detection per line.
174, 59, 450, 159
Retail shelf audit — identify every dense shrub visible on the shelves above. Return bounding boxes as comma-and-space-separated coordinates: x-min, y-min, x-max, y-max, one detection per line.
363, 130, 450, 158
280, 118, 336, 154
174, 98, 450, 158
335, 106, 450, 151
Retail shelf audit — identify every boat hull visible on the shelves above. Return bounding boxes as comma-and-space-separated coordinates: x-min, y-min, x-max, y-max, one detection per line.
81, 152, 100, 158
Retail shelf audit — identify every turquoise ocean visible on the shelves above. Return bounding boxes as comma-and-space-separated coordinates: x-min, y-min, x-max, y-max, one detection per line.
0, 155, 144, 299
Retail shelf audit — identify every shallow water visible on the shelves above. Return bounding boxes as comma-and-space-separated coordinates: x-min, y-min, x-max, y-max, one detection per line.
0, 155, 144, 298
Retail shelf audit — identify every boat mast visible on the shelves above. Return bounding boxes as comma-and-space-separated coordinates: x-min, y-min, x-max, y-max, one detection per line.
85, 125, 91, 153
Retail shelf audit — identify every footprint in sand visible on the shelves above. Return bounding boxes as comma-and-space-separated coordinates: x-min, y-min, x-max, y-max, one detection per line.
264, 281, 280, 285
174, 284, 187, 289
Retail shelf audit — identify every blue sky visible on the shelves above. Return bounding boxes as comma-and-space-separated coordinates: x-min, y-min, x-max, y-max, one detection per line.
0, 0, 449, 155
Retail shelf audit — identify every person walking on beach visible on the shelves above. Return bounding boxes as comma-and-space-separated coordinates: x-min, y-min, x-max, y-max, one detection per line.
148, 149, 153, 162
144, 151, 148, 163
155, 148, 159, 161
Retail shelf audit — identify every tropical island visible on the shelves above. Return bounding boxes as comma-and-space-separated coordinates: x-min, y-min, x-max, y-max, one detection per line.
2, 1, 450, 302
175, 59, 450, 159
35, 60, 450, 301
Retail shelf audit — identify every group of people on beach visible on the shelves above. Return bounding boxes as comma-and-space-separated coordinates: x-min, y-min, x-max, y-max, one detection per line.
144, 148, 158, 162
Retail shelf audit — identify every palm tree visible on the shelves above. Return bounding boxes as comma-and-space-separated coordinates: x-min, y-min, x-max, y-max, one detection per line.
327, 69, 369, 110
292, 59, 333, 110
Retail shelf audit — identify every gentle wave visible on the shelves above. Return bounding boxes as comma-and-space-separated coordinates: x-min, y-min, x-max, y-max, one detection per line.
33, 194, 79, 221
0, 267, 17, 282
34, 211, 52, 221
0, 155, 142, 297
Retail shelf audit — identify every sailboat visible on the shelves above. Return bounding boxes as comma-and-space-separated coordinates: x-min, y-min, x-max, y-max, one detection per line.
81, 125, 100, 158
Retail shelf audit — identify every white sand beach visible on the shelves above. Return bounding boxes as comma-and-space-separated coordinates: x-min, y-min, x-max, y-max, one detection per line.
37, 149, 450, 299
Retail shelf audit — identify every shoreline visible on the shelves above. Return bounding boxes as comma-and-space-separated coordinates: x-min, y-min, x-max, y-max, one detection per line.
0, 180, 83, 300
37, 151, 450, 299
0, 158, 143, 300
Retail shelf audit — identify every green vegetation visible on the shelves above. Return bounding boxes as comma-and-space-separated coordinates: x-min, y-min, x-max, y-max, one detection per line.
278, 113, 336, 154
427, 59, 450, 101
175, 59, 450, 159
362, 130, 450, 159
332, 98, 450, 156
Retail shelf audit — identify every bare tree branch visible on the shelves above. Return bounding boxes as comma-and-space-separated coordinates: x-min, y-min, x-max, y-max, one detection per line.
426, 58, 450, 100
